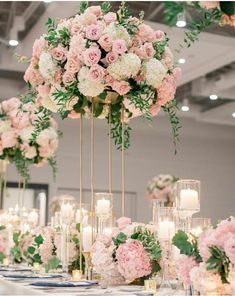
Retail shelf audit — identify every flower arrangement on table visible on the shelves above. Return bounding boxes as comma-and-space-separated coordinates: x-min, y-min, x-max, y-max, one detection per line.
23, 1, 181, 150
145, 174, 178, 206
0, 97, 59, 180
0, 226, 6, 263
11, 227, 61, 272
172, 216, 235, 295
164, 2, 235, 49
91, 217, 162, 286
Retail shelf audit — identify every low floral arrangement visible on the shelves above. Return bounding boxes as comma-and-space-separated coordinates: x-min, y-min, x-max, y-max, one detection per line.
145, 174, 178, 206
172, 217, 235, 295
0, 97, 59, 179
164, 2, 235, 49
0, 226, 6, 263
23, 1, 181, 150
11, 227, 60, 272
91, 217, 162, 286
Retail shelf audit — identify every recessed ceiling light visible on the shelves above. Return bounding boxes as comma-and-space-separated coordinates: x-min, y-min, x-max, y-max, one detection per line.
181, 105, 190, 112
9, 39, 19, 46
176, 20, 187, 28
232, 112, 235, 118
209, 94, 218, 101
178, 58, 186, 64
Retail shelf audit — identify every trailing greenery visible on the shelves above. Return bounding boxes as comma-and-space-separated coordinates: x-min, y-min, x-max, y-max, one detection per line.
10, 231, 24, 263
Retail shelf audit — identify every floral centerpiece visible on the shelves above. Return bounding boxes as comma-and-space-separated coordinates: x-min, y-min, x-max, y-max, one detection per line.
145, 174, 178, 206
24, 1, 181, 150
172, 217, 235, 295
0, 97, 59, 179
0, 225, 6, 263
91, 217, 162, 286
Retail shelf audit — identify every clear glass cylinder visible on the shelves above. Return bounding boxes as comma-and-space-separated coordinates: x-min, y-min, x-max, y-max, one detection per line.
95, 193, 113, 219
75, 203, 90, 227
59, 195, 76, 225
176, 180, 200, 218
28, 209, 39, 228
189, 217, 211, 236
157, 207, 176, 241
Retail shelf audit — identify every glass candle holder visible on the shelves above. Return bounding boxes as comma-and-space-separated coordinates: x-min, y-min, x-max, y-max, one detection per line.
177, 180, 200, 218
28, 209, 39, 228
95, 193, 112, 219
189, 217, 211, 236
75, 203, 90, 227
157, 207, 176, 241
59, 195, 76, 225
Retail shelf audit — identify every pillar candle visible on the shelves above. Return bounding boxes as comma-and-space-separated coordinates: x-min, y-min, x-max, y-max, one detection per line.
83, 226, 92, 252
180, 189, 199, 210
158, 220, 175, 240
96, 199, 110, 216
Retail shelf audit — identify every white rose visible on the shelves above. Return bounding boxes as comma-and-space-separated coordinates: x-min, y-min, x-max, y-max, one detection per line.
19, 126, 34, 142
39, 51, 56, 80
25, 146, 37, 159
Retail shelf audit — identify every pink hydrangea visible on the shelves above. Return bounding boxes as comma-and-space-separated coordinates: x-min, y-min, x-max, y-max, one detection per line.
198, 229, 217, 261
32, 37, 46, 59
38, 238, 53, 263
117, 217, 132, 228
224, 238, 235, 264
177, 255, 198, 285
157, 74, 176, 106
116, 240, 152, 282
149, 104, 160, 117
1, 130, 18, 148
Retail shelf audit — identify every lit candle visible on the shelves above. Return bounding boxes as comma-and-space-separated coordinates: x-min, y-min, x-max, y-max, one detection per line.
28, 210, 39, 225
144, 279, 157, 292
61, 203, 74, 224
33, 262, 41, 272
103, 227, 112, 236
158, 220, 175, 240
96, 199, 110, 216
75, 208, 88, 226
191, 227, 202, 236
72, 269, 82, 281
83, 226, 93, 252
180, 189, 199, 210
39, 192, 46, 226
3, 258, 9, 267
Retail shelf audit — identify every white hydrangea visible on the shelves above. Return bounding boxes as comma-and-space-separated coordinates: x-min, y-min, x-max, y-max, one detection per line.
105, 23, 131, 47
19, 126, 34, 142
107, 53, 141, 80
78, 66, 105, 97
39, 51, 56, 80
0, 120, 11, 133
36, 127, 58, 146
143, 59, 167, 88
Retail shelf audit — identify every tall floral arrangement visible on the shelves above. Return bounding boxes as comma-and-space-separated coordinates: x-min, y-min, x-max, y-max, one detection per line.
24, 1, 181, 150
172, 217, 235, 295
0, 97, 59, 179
91, 217, 161, 286
145, 174, 178, 206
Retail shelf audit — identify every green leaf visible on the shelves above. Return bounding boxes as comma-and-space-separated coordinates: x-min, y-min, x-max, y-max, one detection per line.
80, 1, 89, 13
131, 232, 139, 240
76, 223, 80, 232
27, 246, 35, 254
98, 92, 107, 100
101, 2, 111, 14
0, 252, 5, 262
44, 256, 61, 272
13, 232, 20, 245
35, 234, 44, 246
33, 253, 41, 263
220, 1, 235, 16
172, 230, 194, 256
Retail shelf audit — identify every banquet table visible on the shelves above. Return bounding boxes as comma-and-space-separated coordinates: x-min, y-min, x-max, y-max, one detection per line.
0, 276, 185, 296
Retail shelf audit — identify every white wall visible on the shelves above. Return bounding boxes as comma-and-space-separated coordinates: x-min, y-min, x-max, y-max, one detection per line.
6, 114, 235, 224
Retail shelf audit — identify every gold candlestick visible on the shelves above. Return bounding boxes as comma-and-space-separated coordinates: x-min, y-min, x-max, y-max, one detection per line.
72, 269, 82, 281
82, 251, 92, 280
3, 257, 9, 267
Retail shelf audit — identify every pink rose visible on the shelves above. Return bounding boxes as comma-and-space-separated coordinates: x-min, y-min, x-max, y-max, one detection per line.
83, 46, 101, 66
112, 39, 127, 55
54, 69, 62, 83
225, 238, 235, 264
24, 145, 37, 159
37, 85, 50, 97
105, 74, 115, 85
62, 71, 75, 84
24, 64, 44, 87
138, 24, 155, 42
86, 24, 102, 40
155, 30, 165, 41
70, 23, 83, 35
66, 97, 78, 111
32, 37, 45, 59
172, 67, 182, 81
112, 80, 130, 95
34, 159, 47, 168
10, 110, 30, 129
132, 37, 142, 47
157, 75, 176, 106
86, 6, 102, 18
149, 104, 160, 117
1, 130, 18, 148
88, 64, 105, 82
65, 55, 81, 73
105, 51, 118, 64
1, 97, 20, 112
116, 240, 152, 282
162, 47, 174, 69
142, 42, 155, 59
200, 1, 220, 9
98, 34, 113, 51
39, 146, 55, 158
51, 45, 67, 62
68, 110, 80, 119
117, 217, 131, 228
104, 12, 117, 24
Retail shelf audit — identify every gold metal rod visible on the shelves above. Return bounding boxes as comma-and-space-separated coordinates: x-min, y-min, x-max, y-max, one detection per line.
79, 114, 83, 274
22, 178, 26, 208
121, 105, 125, 217
90, 103, 95, 243
108, 110, 112, 195
2, 165, 7, 207
18, 177, 21, 207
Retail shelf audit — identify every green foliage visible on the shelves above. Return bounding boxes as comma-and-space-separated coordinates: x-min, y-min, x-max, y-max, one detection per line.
0, 252, 5, 262
220, 1, 235, 16
33, 253, 41, 263
117, 2, 139, 36
163, 2, 186, 26
0, 225, 5, 231
111, 121, 131, 150
11, 231, 23, 263
112, 232, 127, 246
79, 1, 89, 14
162, 100, 181, 154
44, 256, 61, 273
71, 254, 85, 272
35, 234, 44, 246
101, 2, 111, 14
27, 246, 35, 254
172, 230, 202, 263
206, 246, 230, 284
153, 37, 169, 60
45, 18, 70, 47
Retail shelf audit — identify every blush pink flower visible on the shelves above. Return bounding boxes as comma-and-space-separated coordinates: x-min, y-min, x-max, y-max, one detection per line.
177, 255, 198, 285
112, 80, 130, 95
142, 42, 155, 60
155, 30, 165, 41
0, 237, 5, 253
132, 37, 142, 47
86, 24, 102, 40
103, 12, 117, 24
98, 34, 113, 51
70, 22, 83, 35
86, 6, 102, 18
32, 37, 46, 59
117, 217, 132, 228
162, 47, 174, 69
123, 98, 142, 118
198, 229, 217, 261
39, 238, 53, 264
83, 46, 101, 66
112, 39, 127, 55
65, 55, 81, 73
88, 64, 105, 82
149, 104, 160, 117
24, 64, 44, 87
172, 67, 182, 81
51, 45, 67, 62
1, 97, 20, 112
138, 24, 155, 42
37, 84, 50, 97
201, 1, 220, 9
1, 130, 18, 148
105, 74, 115, 85
68, 110, 80, 119
157, 75, 176, 106
116, 240, 152, 282
10, 110, 30, 129
63, 71, 75, 84
224, 238, 235, 264
105, 51, 118, 64
19, 234, 34, 254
